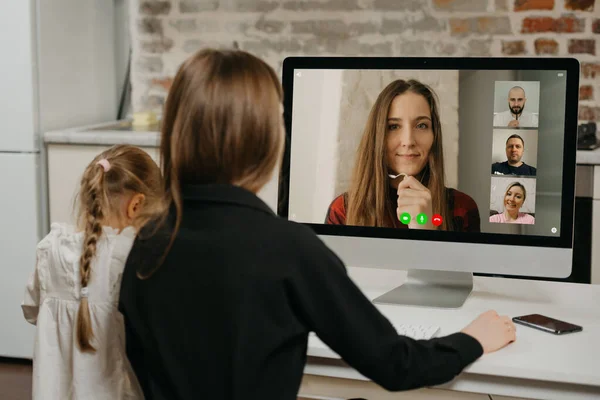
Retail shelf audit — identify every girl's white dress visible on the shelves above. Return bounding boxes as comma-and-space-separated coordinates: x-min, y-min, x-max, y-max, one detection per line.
22, 223, 143, 399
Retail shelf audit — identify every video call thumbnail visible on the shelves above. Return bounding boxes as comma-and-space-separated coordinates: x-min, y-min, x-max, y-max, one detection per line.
490, 176, 536, 225
491, 129, 538, 177
493, 81, 540, 129
287, 69, 566, 237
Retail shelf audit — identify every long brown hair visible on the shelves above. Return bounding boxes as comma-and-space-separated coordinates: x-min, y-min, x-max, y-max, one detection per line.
346, 79, 451, 230
75, 145, 164, 352
140, 48, 284, 278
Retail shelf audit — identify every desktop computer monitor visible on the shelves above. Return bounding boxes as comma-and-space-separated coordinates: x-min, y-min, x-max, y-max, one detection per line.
277, 57, 579, 308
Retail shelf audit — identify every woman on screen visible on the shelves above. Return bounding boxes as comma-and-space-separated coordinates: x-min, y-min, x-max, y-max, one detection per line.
489, 182, 535, 225
325, 79, 480, 232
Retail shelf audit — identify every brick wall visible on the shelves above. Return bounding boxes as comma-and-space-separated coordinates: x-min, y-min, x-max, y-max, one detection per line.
131, 0, 599, 122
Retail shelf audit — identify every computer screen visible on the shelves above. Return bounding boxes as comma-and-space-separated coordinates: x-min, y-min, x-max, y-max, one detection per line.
278, 57, 579, 307
280, 58, 577, 245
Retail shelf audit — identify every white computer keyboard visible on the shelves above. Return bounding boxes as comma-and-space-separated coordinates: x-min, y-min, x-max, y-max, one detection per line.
308, 323, 441, 358
393, 323, 441, 340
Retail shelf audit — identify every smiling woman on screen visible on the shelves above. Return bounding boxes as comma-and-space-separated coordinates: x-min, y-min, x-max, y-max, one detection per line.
325, 79, 480, 232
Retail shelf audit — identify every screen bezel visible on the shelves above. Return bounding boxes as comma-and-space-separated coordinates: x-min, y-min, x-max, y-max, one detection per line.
277, 57, 579, 249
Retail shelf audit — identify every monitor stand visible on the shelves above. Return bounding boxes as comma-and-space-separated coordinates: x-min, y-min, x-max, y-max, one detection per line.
372, 269, 473, 309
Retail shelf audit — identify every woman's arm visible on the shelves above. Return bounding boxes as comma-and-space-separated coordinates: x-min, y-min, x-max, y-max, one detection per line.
288, 230, 484, 391
450, 190, 481, 232
324, 194, 347, 225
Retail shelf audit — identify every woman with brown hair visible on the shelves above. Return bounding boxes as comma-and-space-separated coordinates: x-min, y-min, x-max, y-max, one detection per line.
326, 79, 480, 232
119, 49, 515, 400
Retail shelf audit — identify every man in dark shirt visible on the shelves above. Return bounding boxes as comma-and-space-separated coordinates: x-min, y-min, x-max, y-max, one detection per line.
491, 134, 537, 176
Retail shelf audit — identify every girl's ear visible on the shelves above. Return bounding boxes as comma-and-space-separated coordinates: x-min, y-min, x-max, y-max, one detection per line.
127, 193, 146, 220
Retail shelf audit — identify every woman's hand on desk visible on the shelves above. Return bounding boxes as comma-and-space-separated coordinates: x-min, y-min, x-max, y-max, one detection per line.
460, 310, 516, 354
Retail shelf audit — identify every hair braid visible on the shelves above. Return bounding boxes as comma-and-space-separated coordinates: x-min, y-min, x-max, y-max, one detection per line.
76, 166, 105, 352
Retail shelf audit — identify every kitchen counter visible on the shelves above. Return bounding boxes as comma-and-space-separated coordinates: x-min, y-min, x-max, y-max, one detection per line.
576, 147, 600, 165
43, 120, 160, 147
43, 120, 600, 165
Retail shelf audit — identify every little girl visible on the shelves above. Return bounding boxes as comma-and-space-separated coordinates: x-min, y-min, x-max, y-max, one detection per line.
22, 144, 164, 399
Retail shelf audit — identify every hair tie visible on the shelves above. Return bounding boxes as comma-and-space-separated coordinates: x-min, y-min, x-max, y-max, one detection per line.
80, 287, 89, 298
97, 159, 111, 172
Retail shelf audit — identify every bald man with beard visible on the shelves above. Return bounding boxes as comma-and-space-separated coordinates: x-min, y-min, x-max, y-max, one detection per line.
494, 86, 538, 128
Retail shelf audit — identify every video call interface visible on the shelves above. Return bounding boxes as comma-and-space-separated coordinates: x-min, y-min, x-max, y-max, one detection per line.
287, 68, 568, 237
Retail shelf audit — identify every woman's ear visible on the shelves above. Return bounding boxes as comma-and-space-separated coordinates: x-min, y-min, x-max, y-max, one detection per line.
127, 193, 146, 220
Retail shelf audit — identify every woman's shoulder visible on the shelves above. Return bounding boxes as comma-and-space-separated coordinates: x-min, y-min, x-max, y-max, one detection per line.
489, 213, 504, 223
448, 188, 478, 210
329, 193, 347, 208
272, 218, 347, 272
519, 213, 535, 223
325, 192, 348, 225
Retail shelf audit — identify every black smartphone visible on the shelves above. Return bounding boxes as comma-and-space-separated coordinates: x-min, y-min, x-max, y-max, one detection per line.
512, 314, 582, 335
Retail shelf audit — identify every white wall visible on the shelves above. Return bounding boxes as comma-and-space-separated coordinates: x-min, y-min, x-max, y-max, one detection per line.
0, 0, 37, 151
491, 129, 539, 168
493, 80, 540, 115
114, 0, 131, 117
490, 176, 537, 214
288, 69, 342, 223
37, 0, 118, 132
313, 71, 343, 222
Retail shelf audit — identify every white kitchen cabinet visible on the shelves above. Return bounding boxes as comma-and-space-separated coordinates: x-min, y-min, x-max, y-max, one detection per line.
47, 144, 159, 226
299, 374, 490, 399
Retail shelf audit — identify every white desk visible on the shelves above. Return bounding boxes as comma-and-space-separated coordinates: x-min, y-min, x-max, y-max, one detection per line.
300, 267, 600, 400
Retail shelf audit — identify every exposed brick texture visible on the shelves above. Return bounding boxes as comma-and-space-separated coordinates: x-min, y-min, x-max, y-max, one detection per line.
129, 0, 600, 121
496, 0, 510, 10
502, 40, 527, 54
231, 0, 279, 12
579, 105, 600, 121
568, 38, 596, 54
565, 0, 595, 11
372, 0, 424, 11
140, 1, 171, 15
141, 38, 174, 53
136, 56, 163, 73
514, 0, 555, 11
138, 17, 163, 35
582, 62, 600, 78
151, 77, 174, 91
179, 0, 219, 12
169, 19, 198, 33
450, 17, 512, 36
382, 15, 446, 34
282, 0, 361, 11
433, 0, 488, 11
521, 16, 585, 33
534, 38, 559, 54
580, 85, 594, 100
